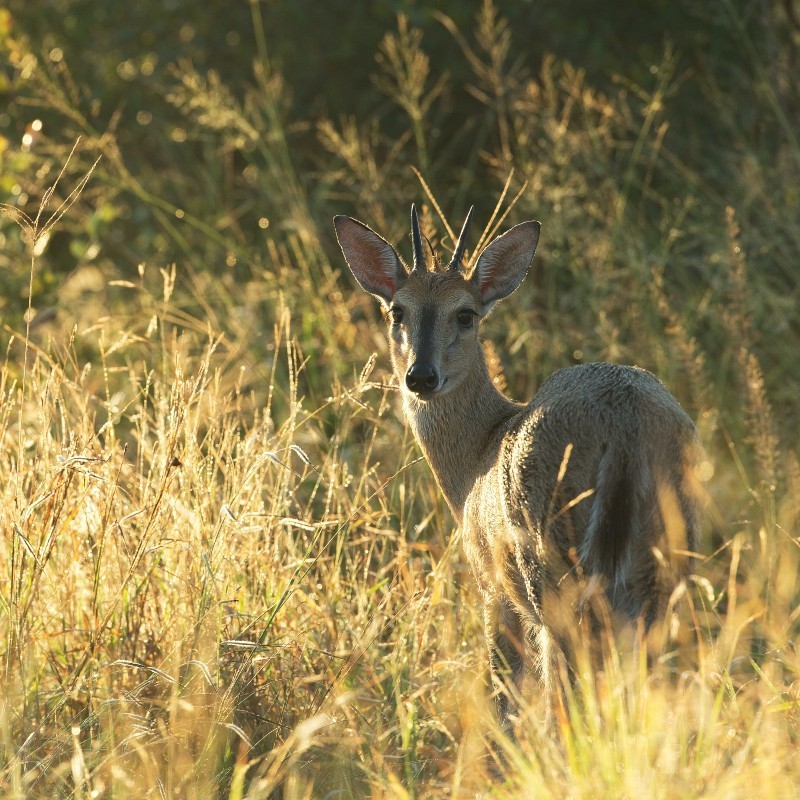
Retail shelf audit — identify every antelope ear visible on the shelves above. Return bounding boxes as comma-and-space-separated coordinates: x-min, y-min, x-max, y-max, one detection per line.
470, 221, 540, 311
334, 216, 408, 306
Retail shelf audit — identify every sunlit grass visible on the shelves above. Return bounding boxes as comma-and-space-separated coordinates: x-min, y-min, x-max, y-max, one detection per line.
1, 1, 799, 797
1, 198, 798, 798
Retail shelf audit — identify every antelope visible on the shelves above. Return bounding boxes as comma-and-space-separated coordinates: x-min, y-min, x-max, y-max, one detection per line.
334, 205, 700, 723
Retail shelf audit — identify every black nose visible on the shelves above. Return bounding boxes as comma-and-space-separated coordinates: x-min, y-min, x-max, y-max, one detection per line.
405, 364, 438, 393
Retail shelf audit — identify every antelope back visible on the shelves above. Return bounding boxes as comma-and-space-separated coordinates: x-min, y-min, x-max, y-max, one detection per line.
499, 362, 699, 612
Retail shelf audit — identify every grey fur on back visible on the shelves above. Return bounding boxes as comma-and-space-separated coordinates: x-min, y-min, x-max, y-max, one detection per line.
500, 363, 698, 622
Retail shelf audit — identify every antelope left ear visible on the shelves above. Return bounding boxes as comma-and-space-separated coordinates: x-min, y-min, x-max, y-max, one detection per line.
334, 215, 408, 306
470, 221, 540, 311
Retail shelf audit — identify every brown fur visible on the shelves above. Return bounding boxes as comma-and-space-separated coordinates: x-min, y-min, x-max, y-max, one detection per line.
334, 210, 701, 725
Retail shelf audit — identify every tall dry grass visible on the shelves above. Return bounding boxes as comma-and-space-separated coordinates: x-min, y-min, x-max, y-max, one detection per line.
1, 2, 799, 797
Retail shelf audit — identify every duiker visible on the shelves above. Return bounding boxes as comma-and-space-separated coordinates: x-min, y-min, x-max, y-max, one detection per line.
334, 205, 700, 723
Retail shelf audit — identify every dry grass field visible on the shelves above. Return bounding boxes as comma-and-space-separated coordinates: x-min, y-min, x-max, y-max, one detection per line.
1, 2, 799, 797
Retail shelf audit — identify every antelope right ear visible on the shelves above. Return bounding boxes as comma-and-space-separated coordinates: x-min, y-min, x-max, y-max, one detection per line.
334, 216, 408, 306
470, 221, 540, 312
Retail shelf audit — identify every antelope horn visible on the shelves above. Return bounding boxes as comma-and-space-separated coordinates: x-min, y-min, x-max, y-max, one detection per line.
410, 204, 425, 272
448, 206, 474, 271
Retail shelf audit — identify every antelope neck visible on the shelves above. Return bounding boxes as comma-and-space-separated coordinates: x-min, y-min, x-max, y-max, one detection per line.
403, 360, 519, 521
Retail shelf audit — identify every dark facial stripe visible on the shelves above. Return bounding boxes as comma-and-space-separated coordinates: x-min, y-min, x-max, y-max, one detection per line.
415, 304, 438, 365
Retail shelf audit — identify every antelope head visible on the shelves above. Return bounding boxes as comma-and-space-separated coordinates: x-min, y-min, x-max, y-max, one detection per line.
334, 205, 540, 400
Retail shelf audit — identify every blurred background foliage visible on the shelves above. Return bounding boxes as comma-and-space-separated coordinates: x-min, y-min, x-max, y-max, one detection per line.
1, 0, 799, 439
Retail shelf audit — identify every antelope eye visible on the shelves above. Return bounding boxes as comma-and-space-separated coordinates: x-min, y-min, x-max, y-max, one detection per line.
456, 309, 475, 328
390, 306, 404, 324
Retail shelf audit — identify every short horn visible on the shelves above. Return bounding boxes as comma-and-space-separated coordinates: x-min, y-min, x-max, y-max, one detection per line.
411, 204, 425, 272
448, 206, 474, 271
